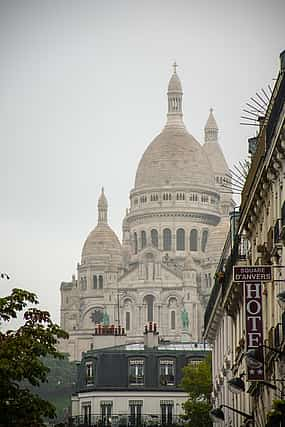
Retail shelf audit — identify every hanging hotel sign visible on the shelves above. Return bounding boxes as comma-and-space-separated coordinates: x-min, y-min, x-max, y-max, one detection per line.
233, 266, 272, 381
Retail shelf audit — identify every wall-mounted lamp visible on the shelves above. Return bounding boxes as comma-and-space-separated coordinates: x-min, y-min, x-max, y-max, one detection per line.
227, 373, 246, 394
209, 404, 253, 424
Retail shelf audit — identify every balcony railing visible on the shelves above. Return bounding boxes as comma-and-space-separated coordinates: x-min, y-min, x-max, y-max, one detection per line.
68, 414, 183, 427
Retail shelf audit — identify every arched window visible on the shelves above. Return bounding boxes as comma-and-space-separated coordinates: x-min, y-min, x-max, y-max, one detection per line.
141, 230, 147, 249
126, 312, 131, 331
144, 295, 154, 322
151, 229, 158, 247
134, 232, 138, 254
201, 230, 208, 252
99, 275, 103, 289
176, 228, 185, 250
171, 311, 176, 330
163, 228, 172, 251
93, 275, 97, 289
190, 229, 198, 251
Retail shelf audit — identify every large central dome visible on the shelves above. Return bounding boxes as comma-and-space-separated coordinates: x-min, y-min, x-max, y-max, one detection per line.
135, 127, 214, 189
134, 68, 214, 191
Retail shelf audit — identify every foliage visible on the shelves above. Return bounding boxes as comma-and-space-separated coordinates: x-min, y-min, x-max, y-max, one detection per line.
181, 400, 212, 427
27, 354, 77, 421
0, 288, 68, 426
181, 354, 212, 427
266, 399, 285, 426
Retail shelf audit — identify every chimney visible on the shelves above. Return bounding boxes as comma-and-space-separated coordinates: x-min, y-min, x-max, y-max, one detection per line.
144, 322, 159, 348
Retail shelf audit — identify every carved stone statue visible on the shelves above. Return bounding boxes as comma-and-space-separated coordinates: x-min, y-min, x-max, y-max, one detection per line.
181, 307, 189, 329
102, 310, 110, 325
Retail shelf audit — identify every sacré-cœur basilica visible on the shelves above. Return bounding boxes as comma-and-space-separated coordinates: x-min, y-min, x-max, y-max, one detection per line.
59, 65, 233, 360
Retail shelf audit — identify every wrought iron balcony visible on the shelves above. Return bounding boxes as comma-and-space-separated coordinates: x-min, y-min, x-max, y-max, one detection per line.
68, 414, 183, 427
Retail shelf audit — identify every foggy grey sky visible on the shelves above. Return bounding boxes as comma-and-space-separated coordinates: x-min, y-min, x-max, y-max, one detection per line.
1, 0, 284, 323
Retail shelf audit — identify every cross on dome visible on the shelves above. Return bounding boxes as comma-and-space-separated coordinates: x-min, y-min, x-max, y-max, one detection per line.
173, 61, 178, 74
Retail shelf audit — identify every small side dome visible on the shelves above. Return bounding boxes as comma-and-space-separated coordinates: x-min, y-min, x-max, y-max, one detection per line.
81, 224, 122, 267
81, 189, 122, 268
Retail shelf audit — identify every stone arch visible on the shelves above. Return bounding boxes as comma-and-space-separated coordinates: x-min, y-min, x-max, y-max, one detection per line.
190, 229, 198, 251
163, 228, 172, 251
151, 228, 159, 247
176, 228, 185, 250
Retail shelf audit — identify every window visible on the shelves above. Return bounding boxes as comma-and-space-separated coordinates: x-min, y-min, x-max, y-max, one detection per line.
99, 275, 103, 289
176, 192, 185, 200
201, 194, 209, 203
188, 359, 202, 366
144, 295, 154, 322
201, 230, 208, 252
160, 401, 173, 424
176, 228, 185, 250
129, 360, 144, 385
126, 311, 131, 331
82, 403, 91, 425
93, 275, 97, 289
85, 361, 94, 385
141, 231, 147, 249
150, 193, 158, 202
170, 311, 176, 330
189, 193, 198, 202
129, 401, 143, 427
163, 193, 172, 201
160, 360, 175, 385
190, 229, 198, 251
163, 228, 172, 251
80, 276, 87, 290
134, 232, 138, 254
151, 229, 158, 248
100, 401, 113, 420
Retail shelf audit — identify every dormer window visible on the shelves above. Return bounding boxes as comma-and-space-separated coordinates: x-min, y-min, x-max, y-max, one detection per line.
129, 359, 144, 385
159, 360, 175, 385
85, 361, 94, 385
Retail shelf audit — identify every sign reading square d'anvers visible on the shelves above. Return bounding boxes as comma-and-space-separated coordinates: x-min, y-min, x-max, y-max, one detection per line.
233, 266, 272, 381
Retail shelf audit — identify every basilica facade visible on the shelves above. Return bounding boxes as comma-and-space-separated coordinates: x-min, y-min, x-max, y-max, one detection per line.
59, 67, 233, 360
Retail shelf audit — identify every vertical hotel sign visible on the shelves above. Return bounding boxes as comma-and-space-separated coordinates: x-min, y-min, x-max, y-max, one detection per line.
234, 266, 272, 381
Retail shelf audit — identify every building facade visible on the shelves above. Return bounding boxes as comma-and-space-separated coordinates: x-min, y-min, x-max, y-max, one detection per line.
71, 324, 210, 426
204, 50, 285, 427
59, 66, 233, 360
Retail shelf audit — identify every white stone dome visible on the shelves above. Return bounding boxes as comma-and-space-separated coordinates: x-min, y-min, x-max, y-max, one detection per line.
81, 223, 122, 266
134, 69, 215, 191
81, 189, 122, 267
135, 127, 215, 189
